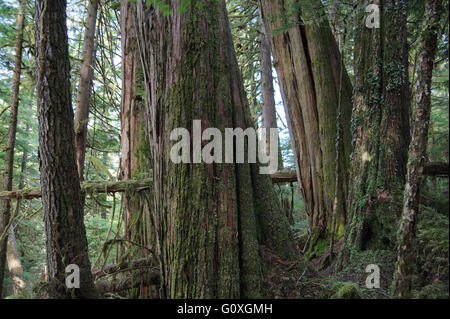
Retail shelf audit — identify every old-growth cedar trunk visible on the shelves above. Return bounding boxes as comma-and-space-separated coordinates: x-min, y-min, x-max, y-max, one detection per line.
36, 0, 98, 298
393, 0, 443, 298
0, 0, 25, 298
119, 1, 153, 298
338, 0, 411, 270
75, 0, 99, 180
259, 0, 353, 252
259, 16, 283, 170
135, 0, 296, 298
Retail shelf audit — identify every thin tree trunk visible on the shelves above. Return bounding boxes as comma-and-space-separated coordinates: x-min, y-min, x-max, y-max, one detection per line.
119, 1, 153, 298
6, 123, 29, 296
393, 0, 443, 298
259, 0, 353, 252
36, 0, 98, 298
7, 227, 26, 295
75, 0, 99, 180
259, 14, 283, 169
0, 0, 25, 298
338, 0, 411, 270
135, 0, 296, 298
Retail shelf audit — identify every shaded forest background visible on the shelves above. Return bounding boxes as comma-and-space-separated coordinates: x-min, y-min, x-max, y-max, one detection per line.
0, 0, 448, 299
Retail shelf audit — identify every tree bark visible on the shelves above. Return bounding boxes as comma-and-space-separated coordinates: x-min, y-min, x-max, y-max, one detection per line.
135, 0, 296, 298
75, 0, 99, 180
393, 0, 443, 298
35, 0, 98, 298
259, 0, 353, 251
0, 0, 25, 298
338, 0, 411, 269
119, 2, 153, 299
7, 227, 26, 295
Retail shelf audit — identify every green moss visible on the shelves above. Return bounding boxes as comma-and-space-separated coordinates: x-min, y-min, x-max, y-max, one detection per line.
330, 282, 361, 299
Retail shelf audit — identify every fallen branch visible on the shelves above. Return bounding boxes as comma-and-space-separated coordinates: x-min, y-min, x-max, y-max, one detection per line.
270, 162, 449, 183
0, 178, 152, 200
92, 258, 154, 280
422, 162, 449, 177
270, 171, 298, 184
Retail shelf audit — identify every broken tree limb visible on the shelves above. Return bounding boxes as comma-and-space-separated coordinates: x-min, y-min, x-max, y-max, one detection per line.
1, 163, 447, 200
270, 171, 298, 183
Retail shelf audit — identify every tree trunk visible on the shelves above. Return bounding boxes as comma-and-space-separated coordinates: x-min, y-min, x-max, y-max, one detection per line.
0, 0, 25, 298
259, 0, 353, 252
393, 0, 443, 298
338, 0, 411, 270
135, 0, 296, 298
7, 227, 26, 295
6, 124, 30, 297
119, 1, 153, 298
35, 0, 98, 298
75, 0, 99, 180
259, 15, 283, 169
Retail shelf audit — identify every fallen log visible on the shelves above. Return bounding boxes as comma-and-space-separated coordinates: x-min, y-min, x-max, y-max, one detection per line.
95, 270, 160, 296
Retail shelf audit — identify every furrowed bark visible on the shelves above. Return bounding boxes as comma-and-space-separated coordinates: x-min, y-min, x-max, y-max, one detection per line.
36, 0, 98, 298
259, 0, 353, 252
75, 0, 99, 180
135, 0, 295, 298
119, 1, 153, 298
338, 0, 411, 271
0, 0, 25, 298
393, 0, 443, 298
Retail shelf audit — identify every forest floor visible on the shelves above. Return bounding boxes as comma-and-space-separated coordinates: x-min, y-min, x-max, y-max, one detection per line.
263, 192, 449, 299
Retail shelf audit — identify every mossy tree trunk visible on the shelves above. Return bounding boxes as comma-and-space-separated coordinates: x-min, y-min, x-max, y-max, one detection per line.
36, 0, 98, 298
393, 0, 443, 298
0, 0, 25, 298
135, 0, 296, 298
259, 0, 353, 252
338, 0, 411, 270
